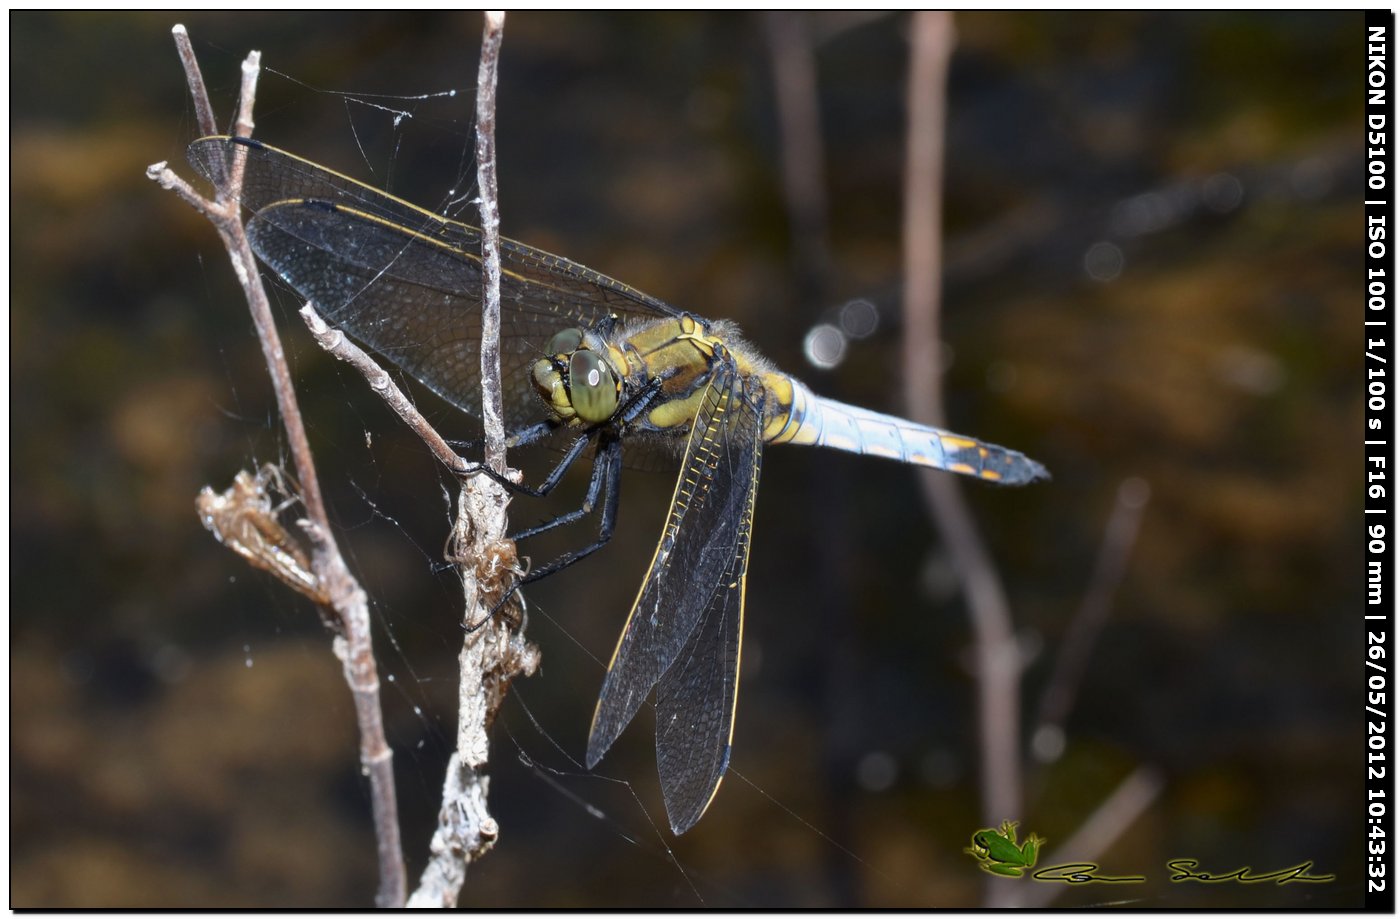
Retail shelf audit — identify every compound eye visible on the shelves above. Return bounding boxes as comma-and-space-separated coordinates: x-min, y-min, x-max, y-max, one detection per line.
569, 350, 618, 423
547, 328, 584, 356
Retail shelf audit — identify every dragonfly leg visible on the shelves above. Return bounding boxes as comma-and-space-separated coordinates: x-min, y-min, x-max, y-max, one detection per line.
512, 437, 613, 541
464, 375, 666, 631
515, 436, 622, 584
504, 373, 663, 550
469, 439, 622, 633
462, 427, 594, 499
457, 371, 667, 496
466, 372, 667, 502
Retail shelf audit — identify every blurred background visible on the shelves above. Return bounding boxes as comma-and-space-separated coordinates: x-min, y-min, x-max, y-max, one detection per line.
11, 11, 1367, 907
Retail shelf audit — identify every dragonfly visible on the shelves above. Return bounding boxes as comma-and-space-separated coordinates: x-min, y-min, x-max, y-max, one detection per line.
189, 136, 1049, 835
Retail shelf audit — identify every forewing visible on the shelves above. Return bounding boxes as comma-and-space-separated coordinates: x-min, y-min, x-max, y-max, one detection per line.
186, 136, 679, 435
654, 411, 759, 834
586, 366, 763, 773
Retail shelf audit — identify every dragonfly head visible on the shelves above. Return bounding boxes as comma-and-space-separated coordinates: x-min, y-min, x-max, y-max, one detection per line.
532, 327, 621, 425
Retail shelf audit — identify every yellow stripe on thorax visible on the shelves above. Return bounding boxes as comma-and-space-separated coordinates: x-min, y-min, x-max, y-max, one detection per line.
619, 315, 757, 434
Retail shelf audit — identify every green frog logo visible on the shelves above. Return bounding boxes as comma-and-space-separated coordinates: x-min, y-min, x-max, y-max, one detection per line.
965, 820, 1045, 877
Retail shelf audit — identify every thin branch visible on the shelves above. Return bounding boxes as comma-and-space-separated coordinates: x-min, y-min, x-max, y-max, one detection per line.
1032, 477, 1150, 764
149, 25, 406, 907
899, 14, 1029, 907
408, 12, 538, 907
764, 11, 831, 298
172, 24, 217, 139
475, 9, 508, 475
300, 306, 475, 476
1018, 766, 1164, 908
900, 10, 1022, 826
306, 296, 537, 908
159, 29, 327, 531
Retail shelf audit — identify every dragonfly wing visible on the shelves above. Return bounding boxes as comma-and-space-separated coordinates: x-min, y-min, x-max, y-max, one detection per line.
243, 198, 522, 426
654, 420, 758, 834
586, 366, 763, 780
187, 136, 681, 434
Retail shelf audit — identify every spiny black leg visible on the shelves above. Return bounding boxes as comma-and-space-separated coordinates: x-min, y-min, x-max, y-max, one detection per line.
469, 372, 666, 501
470, 438, 623, 632
466, 428, 594, 499
517, 436, 622, 585
512, 435, 613, 541
463, 374, 670, 633
502, 374, 662, 552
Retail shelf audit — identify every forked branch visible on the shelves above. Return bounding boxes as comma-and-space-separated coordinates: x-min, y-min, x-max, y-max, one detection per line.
149, 24, 406, 908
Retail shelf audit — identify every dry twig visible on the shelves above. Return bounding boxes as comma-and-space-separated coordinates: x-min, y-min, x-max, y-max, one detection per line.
407, 11, 541, 908
149, 24, 406, 907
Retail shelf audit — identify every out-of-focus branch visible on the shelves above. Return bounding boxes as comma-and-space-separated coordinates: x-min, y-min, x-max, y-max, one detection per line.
899, 15, 1033, 907
900, 11, 1023, 831
1032, 478, 1151, 764
765, 11, 832, 300
764, 12, 863, 905
899, 19, 1161, 909
147, 25, 406, 908
1019, 766, 1164, 908
1003, 479, 1156, 908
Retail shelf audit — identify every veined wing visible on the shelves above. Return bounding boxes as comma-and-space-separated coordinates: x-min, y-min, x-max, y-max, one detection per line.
186, 136, 681, 435
654, 419, 758, 833
586, 364, 763, 833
